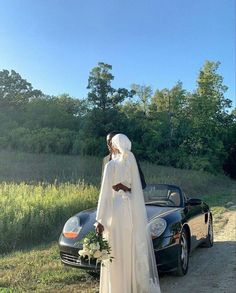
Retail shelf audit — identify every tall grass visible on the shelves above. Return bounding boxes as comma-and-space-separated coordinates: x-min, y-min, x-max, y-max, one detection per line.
142, 161, 236, 197
0, 182, 98, 254
0, 150, 102, 185
0, 150, 235, 254
1, 149, 235, 196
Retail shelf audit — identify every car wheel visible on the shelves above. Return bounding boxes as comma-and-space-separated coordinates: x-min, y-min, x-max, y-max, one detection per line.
175, 228, 189, 276
202, 216, 214, 248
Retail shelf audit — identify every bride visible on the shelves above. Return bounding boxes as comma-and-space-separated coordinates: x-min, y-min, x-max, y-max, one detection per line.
94, 133, 161, 293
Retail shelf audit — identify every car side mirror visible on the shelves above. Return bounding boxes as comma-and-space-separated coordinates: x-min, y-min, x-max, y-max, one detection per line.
186, 198, 202, 206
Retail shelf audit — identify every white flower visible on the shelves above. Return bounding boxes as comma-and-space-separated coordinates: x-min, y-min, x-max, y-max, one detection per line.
94, 250, 103, 258
101, 254, 109, 260
84, 238, 90, 243
78, 232, 113, 266
78, 249, 86, 257
100, 250, 109, 260
84, 247, 90, 253
89, 243, 97, 250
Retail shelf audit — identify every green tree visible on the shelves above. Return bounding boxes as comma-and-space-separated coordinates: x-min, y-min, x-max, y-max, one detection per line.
87, 62, 133, 111
148, 82, 189, 161
82, 62, 134, 155
181, 61, 232, 171
23, 95, 83, 130
0, 69, 42, 107
131, 84, 152, 115
222, 108, 236, 178
0, 69, 43, 128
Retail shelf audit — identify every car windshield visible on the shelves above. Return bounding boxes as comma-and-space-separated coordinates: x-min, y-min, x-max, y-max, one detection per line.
144, 184, 181, 207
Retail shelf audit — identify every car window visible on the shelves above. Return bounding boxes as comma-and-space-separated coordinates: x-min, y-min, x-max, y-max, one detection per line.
144, 185, 181, 207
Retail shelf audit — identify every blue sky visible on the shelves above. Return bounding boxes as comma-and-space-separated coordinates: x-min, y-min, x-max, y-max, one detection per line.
0, 0, 235, 107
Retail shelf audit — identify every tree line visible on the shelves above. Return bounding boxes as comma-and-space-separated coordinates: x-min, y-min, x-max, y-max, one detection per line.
0, 61, 235, 177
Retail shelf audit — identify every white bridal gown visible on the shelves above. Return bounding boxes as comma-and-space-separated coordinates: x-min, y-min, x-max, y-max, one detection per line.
95, 134, 161, 293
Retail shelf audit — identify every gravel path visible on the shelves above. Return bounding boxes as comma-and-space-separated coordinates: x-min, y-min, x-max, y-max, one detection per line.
159, 211, 236, 293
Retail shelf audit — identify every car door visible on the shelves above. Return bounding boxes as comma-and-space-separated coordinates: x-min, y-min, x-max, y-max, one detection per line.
184, 198, 206, 250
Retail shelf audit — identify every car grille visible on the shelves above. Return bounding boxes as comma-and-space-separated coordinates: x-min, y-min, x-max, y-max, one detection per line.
60, 252, 80, 264
60, 252, 99, 267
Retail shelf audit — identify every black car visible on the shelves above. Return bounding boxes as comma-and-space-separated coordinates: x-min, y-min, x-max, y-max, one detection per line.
58, 184, 213, 276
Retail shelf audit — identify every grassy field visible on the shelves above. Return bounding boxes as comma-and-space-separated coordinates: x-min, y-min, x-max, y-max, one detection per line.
1, 149, 235, 196
0, 150, 102, 185
0, 150, 235, 292
0, 182, 98, 253
0, 243, 99, 293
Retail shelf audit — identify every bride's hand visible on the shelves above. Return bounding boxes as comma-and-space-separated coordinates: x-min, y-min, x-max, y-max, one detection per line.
112, 183, 131, 192
96, 222, 104, 235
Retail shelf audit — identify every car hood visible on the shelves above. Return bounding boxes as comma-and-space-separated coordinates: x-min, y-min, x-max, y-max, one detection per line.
78, 204, 179, 223
145, 205, 179, 221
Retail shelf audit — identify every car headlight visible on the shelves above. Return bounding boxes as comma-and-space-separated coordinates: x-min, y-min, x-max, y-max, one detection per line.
148, 218, 167, 239
63, 216, 82, 238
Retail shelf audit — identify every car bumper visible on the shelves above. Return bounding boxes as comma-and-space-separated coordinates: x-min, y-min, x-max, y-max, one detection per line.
60, 250, 101, 270
155, 243, 179, 272
59, 234, 179, 272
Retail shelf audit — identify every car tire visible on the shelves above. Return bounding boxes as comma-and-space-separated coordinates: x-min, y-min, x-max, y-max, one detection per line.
202, 216, 214, 248
175, 228, 189, 276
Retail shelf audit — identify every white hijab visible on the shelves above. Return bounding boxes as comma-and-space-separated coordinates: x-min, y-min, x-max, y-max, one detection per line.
111, 133, 131, 155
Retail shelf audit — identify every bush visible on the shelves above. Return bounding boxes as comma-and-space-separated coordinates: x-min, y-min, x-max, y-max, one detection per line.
3, 127, 76, 154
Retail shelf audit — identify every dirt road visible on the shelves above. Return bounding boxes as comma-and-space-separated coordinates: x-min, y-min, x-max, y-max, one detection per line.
159, 211, 236, 293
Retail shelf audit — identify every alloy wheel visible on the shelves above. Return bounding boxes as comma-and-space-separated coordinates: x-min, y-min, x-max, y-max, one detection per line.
180, 232, 188, 270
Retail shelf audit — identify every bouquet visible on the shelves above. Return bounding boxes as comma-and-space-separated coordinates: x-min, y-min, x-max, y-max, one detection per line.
78, 231, 114, 267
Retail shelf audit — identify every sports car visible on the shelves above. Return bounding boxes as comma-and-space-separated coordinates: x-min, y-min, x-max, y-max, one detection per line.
58, 184, 213, 276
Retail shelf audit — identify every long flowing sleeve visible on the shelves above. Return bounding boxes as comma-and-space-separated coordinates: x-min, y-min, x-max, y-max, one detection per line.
94, 161, 114, 230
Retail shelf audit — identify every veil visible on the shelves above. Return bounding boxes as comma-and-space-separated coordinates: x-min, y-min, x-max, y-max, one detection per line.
112, 134, 161, 293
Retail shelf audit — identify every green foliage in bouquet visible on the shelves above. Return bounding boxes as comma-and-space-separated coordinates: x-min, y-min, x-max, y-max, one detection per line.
77, 231, 114, 267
